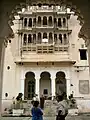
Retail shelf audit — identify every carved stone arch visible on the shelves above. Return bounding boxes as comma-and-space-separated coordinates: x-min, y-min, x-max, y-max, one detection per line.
40, 71, 51, 79
55, 71, 66, 96
56, 71, 66, 78
40, 71, 51, 99
38, 16, 41, 26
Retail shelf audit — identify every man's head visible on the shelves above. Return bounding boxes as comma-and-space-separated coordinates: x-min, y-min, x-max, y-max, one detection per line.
56, 95, 63, 102
33, 101, 39, 107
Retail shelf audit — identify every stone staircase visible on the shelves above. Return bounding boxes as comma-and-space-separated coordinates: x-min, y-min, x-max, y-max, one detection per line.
2, 99, 78, 117
20, 100, 57, 116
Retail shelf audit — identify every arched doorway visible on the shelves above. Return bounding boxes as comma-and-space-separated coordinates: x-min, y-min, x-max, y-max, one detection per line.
55, 71, 66, 96
40, 71, 51, 99
24, 72, 35, 100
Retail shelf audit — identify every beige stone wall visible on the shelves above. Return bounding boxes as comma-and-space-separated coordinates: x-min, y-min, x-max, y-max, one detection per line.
2, 10, 90, 113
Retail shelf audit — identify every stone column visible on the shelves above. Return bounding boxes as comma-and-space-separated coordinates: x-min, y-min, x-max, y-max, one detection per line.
66, 79, 71, 98
53, 32, 54, 44
87, 41, 90, 74
26, 34, 28, 46
36, 33, 38, 44
20, 65, 24, 100
47, 16, 49, 26
62, 34, 64, 45
0, 38, 7, 115
41, 17, 43, 27
35, 73, 40, 99
27, 17, 29, 28
57, 34, 59, 44
36, 17, 38, 27
51, 72, 56, 100
32, 18, 33, 28
57, 18, 58, 27
61, 18, 63, 28
47, 33, 49, 43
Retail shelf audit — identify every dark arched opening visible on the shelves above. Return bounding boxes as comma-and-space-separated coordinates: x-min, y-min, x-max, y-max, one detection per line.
40, 71, 51, 99
55, 71, 66, 97
24, 72, 35, 100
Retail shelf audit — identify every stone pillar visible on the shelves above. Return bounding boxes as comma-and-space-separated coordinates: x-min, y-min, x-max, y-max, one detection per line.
61, 18, 63, 28
47, 16, 49, 26
0, 38, 7, 115
87, 41, 90, 74
47, 33, 49, 43
26, 34, 28, 46
36, 17, 38, 27
62, 34, 64, 45
41, 17, 43, 27
41, 32, 43, 42
32, 18, 33, 28
57, 18, 58, 27
35, 73, 40, 99
53, 32, 54, 44
66, 79, 71, 98
52, 16, 55, 27
51, 72, 56, 100
27, 17, 29, 28
36, 33, 38, 44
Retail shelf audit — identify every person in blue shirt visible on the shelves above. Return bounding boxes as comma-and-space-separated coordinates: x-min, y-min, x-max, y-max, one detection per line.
31, 100, 43, 120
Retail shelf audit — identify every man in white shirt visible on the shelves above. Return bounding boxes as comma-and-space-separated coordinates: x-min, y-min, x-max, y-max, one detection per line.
56, 94, 68, 120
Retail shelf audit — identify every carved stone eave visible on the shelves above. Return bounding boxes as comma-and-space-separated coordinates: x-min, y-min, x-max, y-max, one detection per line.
78, 31, 89, 47
7, 0, 90, 43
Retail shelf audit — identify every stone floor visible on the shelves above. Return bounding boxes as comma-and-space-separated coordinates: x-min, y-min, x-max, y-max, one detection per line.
0, 115, 90, 120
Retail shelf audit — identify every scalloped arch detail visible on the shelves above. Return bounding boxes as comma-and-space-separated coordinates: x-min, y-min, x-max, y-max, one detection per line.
8, 0, 88, 42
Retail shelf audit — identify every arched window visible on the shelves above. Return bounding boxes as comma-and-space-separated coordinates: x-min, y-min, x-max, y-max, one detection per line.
43, 16, 47, 25
58, 18, 62, 27
59, 34, 62, 43
54, 18, 57, 27
33, 34, 36, 44
33, 18, 36, 26
64, 34, 67, 39
23, 34, 27, 45
54, 34, 57, 43
64, 34, 67, 44
38, 32, 41, 43
49, 16, 52, 26
63, 18, 66, 27
28, 18, 32, 27
28, 34, 32, 43
38, 16, 41, 26
43, 33, 47, 38
49, 32, 53, 43
24, 18, 27, 27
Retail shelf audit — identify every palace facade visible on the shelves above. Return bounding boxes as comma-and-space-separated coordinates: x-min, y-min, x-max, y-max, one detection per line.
2, 5, 90, 113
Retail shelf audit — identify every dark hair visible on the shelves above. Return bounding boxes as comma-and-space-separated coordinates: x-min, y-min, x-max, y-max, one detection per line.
33, 101, 39, 107
56, 95, 63, 102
